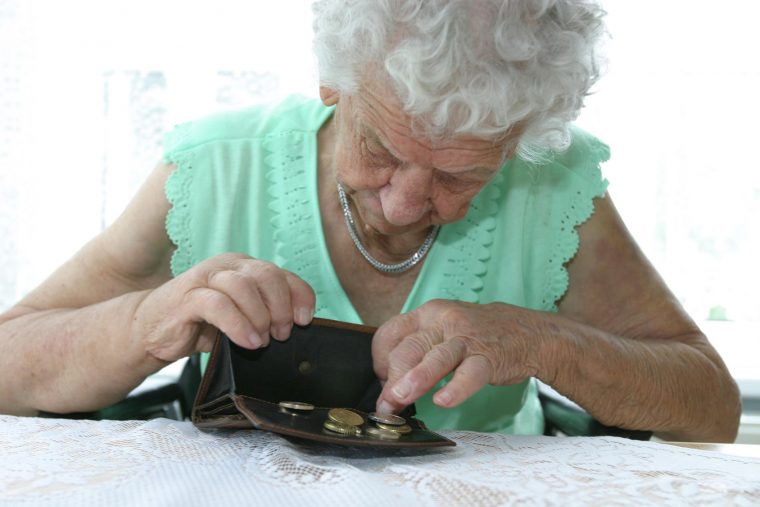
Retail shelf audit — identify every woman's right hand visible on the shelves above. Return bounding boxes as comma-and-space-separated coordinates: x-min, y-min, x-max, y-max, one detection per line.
131, 253, 316, 363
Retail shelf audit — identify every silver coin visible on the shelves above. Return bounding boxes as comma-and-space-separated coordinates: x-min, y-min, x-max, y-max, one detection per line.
278, 401, 315, 411
368, 412, 406, 425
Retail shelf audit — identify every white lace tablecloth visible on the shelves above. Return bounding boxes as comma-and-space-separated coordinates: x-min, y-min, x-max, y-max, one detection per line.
1, 416, 758, 506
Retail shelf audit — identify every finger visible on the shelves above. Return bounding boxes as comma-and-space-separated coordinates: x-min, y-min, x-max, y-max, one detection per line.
375, 330, 432, 414
284, 271, 316, 327
241, 262, 295, 341
432, 354, 491, 408
372, 312, 420, 381
376, 331, 460, 414
186, 287, 262, 349
207, 269, 271, 345
195, 323, 219, 353
389, 336, 467, 404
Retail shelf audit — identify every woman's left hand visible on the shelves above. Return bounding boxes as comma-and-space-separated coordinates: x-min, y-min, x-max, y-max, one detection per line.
373, 299, 546, 414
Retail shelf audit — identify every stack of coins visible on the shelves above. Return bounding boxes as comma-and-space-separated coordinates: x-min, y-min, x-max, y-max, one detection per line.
366, 412, 411, 440
323, 408, 364, 436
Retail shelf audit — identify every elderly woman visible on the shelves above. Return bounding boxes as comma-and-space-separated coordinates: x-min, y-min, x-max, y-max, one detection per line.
0, 0, 740, 442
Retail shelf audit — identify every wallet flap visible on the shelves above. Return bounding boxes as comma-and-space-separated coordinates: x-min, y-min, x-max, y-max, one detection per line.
227, 319, 380, 410
200, 334, 236, 404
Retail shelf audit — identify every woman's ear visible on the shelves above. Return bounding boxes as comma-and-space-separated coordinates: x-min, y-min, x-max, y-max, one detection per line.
319, 86, 340, 106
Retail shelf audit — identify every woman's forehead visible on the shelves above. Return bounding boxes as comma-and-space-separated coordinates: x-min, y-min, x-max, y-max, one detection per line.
352, 91, 513, 172
355, 102, 510, 172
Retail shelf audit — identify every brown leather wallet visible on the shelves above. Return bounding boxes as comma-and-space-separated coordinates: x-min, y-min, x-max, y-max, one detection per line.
192, 318, 455, 448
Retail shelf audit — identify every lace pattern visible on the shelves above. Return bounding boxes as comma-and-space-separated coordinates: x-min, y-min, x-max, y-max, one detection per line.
264, 130, 335, 317
164, 123, 197, 276
1, 416, 758, 506
437, 170, 504, 304
540, 141, 610, 311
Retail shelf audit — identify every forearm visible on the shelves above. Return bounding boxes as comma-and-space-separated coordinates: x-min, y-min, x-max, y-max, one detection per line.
0, 290, 167, 416
535, 311, 741, 442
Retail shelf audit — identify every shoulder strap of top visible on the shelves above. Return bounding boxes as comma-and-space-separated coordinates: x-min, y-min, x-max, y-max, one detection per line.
163, 95, 333, 161
162, 95, 332, 276
519, 125, 610, 311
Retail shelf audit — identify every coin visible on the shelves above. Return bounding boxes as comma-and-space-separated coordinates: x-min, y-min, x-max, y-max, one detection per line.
323, 419, 361, 436
376, 422, 412, 434
366, 427, 401, 440
328, 408, 364, 427
368, 412, 406, 425
278, 401, 315, 411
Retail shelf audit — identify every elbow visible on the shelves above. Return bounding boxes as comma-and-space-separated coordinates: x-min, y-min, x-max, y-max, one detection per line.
701, 344, 743, 443
694, 386, 741, 444
713, 377, 742, 443
656, 365, 742, 443
687, 335, 742, 443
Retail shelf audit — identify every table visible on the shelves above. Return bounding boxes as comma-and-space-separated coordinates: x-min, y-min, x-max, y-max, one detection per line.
665, 441, 760, 459
1, 416, 758, 506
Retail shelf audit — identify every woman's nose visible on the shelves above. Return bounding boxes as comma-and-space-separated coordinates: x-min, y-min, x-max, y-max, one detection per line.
378, 165, 434, 226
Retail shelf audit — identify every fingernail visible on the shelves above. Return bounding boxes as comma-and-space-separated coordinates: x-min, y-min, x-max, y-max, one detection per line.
377, 400, 394, 414
392, 379, 411, 400
296, 307, 313, 326
248, 332, 262, 348
276, 324, 292, 340
434, 390, 452, 407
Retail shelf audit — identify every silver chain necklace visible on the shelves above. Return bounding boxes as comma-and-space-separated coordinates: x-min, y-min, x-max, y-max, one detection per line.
337, 183, 440, 274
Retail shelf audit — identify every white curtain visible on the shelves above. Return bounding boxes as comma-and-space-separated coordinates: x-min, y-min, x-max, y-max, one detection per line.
578, 1, 760, 329
1, 0, 759, 342
0, 0, 317, 309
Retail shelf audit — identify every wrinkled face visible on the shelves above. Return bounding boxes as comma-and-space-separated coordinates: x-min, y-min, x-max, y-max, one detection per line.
325, 83, 517, 237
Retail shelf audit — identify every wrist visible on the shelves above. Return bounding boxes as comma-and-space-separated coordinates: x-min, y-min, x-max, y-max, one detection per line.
485, 302, 567, 384
124, 290, 171, 376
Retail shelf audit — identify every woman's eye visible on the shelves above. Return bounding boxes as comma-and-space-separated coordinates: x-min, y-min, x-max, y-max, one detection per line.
437, 171, 464, 186
363, 140, 396, 164
436, 171, 482, 191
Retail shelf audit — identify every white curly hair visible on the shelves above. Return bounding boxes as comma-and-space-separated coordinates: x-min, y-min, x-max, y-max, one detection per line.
312, 0, 606, 161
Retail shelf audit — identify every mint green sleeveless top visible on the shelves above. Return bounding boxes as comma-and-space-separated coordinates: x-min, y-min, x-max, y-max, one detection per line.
163, 95, 609, 434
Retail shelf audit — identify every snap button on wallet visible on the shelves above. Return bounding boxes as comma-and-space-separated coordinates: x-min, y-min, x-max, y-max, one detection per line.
192, 318, 455, 448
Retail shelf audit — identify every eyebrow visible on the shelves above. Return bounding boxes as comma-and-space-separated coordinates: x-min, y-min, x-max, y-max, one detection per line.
359, 122, 501, 176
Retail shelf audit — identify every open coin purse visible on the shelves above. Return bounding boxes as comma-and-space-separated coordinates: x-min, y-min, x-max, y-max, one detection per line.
192, 318, 455, 448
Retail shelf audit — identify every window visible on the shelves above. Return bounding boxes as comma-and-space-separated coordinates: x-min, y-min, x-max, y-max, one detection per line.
0, 0, 317, 308
575, 2, 760, 420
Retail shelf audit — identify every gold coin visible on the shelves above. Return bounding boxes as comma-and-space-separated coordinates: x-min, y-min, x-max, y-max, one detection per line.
366, 427, 400, 440
323, 419, 361, 436
376, 422, 412, 434
328, 408, 364, 427
278, 401, 315, 411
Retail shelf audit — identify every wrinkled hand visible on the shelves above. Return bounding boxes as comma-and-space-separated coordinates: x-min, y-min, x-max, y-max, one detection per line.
132, 253, 315, 363
373, 300, 543, 414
